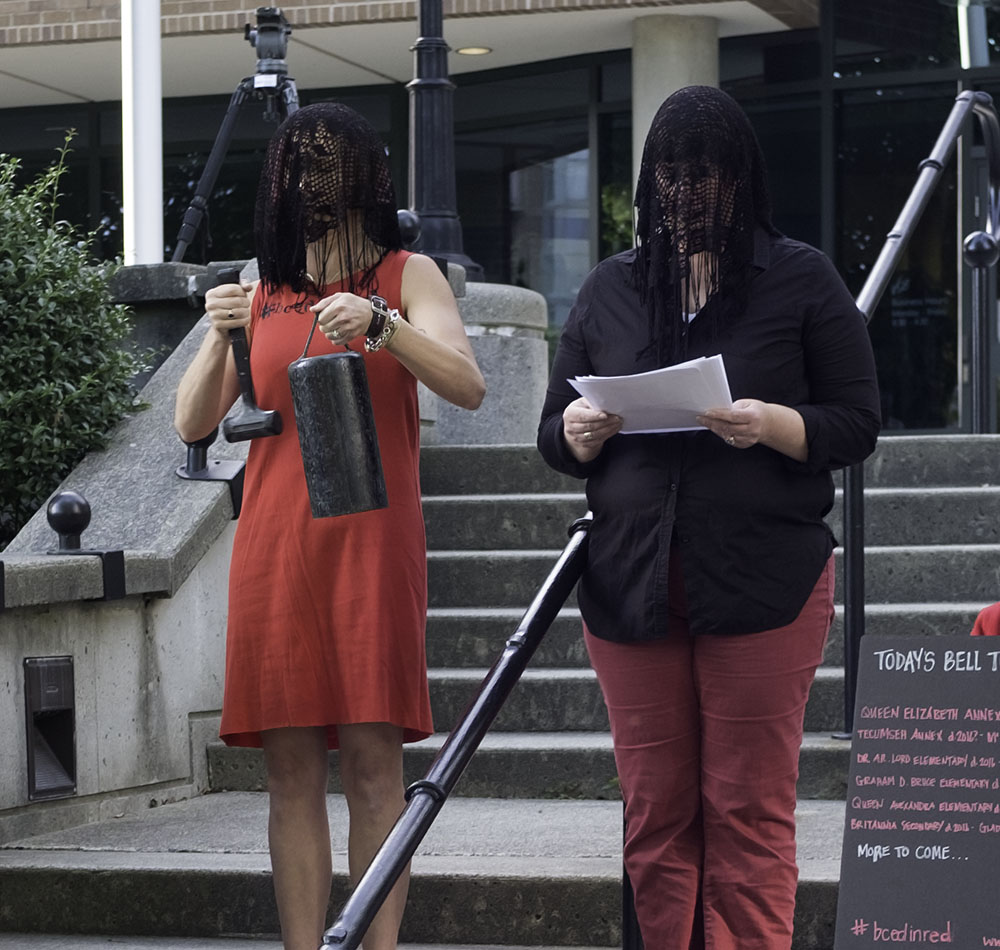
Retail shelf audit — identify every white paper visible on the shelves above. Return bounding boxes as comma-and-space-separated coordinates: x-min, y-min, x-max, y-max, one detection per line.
569, 354, 733, 434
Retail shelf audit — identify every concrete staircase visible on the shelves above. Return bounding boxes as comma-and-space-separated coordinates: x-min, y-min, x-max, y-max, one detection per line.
2, 435, 998, 948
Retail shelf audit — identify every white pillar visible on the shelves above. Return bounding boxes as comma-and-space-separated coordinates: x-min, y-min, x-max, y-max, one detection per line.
121, 0, 164, 265
957, 0, 990, 69
631, 15, 719, 193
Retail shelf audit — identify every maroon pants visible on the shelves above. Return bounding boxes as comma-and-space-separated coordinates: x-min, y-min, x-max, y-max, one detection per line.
584, 556, 834, 950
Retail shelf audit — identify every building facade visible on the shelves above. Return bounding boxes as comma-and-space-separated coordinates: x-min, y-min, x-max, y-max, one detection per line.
2, 0, 1000, 431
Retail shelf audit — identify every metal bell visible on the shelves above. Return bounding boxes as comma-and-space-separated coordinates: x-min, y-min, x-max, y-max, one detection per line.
287, 351, 388, 518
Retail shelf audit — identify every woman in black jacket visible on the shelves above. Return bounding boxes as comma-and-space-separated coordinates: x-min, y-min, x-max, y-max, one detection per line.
537, 85, 881, 949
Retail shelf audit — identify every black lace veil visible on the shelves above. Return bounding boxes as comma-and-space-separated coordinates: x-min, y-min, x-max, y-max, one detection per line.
254, 102, 402, 296
633, 85, 777, 365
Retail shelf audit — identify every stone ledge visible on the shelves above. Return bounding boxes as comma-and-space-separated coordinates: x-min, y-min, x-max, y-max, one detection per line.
109, 262, 206, 306
461, 282, 547, 333
0, 555, 104, 608
2, 303, 245, 608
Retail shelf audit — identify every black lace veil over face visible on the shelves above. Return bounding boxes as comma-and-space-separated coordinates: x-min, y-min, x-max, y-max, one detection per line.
254, 102, 402, 295
633, 85, 776, 365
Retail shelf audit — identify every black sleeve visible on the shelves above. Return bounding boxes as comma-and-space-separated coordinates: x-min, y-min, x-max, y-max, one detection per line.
788, 253, 882, 473
537, 280, 604, 480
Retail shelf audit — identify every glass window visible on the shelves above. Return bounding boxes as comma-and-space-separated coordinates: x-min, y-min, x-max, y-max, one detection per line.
163, 146, 267, 264
598, 110, 632, 260
737, 94, 822, 249
835, 0, 958, 75
454, 57, 631, 333
600, 59, 631, 104
0, 106, 91, 153
510, 147, 590, 326
456, 115, 590, 325
835, 85, 959, 430
721, 29, 821, 88
454, 68, 589, 124
834, 0, 1000, 75
95, 157, 123, 261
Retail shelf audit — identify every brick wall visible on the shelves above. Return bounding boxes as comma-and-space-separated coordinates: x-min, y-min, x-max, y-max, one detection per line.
0, 0, 815, 47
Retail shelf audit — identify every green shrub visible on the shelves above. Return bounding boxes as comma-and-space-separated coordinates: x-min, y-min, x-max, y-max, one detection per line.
0, 137, 145, 549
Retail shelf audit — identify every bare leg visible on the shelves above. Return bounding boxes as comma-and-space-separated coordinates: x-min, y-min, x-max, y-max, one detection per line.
261, 726, 332, 950
337, 722, 409, 950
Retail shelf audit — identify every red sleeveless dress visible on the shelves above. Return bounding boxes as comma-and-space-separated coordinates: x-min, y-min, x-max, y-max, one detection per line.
219, 250, 432, 749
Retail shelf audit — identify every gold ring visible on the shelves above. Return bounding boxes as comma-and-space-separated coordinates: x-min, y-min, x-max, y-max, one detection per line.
584, 431, 593, 441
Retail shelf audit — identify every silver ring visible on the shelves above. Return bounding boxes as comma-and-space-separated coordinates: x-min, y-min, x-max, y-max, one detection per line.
583, 431, 593, 441
331, 329, 341, 340
725, 435, 736, 446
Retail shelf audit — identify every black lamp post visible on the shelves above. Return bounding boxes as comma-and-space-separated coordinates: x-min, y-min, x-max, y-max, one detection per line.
407, 0, 483, 280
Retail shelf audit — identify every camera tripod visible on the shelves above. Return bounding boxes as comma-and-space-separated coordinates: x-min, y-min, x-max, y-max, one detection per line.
170, 9, 299, 263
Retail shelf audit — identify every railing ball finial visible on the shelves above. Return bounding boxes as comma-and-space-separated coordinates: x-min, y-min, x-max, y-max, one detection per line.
46, 490, 91, 551
964, 230, 1000, 269
397, 209, 421, 249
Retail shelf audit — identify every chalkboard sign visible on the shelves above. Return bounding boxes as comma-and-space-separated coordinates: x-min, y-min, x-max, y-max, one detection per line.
834, 635, 1000, 948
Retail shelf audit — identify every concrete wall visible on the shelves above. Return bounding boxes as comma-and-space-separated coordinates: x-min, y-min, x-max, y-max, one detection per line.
0, 288, 244, 842
0, 531, 232, 843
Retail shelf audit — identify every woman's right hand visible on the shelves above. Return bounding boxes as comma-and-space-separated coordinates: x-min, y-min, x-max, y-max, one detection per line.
563, 397, 622, 463
205, 281, 252, 339
174, 280, 254, 444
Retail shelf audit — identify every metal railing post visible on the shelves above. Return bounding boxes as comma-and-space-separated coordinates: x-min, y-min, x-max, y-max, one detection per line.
965, 231, 1000, 433
836, 463, 865, 736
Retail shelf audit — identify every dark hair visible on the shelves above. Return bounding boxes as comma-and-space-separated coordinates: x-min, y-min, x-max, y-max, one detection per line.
633, 85, 777, 364
253, 101, 402, 295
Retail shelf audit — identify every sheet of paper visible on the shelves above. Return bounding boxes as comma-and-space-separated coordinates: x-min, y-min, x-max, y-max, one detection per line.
569, 354, 732, 433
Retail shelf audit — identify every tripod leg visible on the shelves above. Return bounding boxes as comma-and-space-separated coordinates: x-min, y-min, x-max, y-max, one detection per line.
171, 77, 254, 263
278, 76, 300, 118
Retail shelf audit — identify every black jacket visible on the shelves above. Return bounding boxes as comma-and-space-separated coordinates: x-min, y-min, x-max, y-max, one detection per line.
537, 231, 881, 641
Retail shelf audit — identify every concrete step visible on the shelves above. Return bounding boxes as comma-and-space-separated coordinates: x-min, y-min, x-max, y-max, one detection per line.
423, 494, 586, 550
828, 486, 1000, 545
426, 607, 589, 668
824, 602, 984, 666
419, 436, 1000, 496
862, 434, 1000, 488
207, 731, 848, 801
425, 604, 986, 669
427, 546, 1000, 608
0, 940, 604, 950
420, 445, 582, 496
425, 666, 847, 735
423, 486, 1000, 550
0, 791, 845, 949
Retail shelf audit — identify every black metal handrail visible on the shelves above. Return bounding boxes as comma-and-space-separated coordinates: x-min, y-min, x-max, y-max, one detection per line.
320, 513, 593, 949
840, 89, 1000, 734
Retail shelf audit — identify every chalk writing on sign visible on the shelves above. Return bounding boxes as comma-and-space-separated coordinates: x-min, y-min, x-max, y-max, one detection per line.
833, 637, 1000, 948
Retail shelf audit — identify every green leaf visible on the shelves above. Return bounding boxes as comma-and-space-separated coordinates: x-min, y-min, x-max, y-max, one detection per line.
0, 142, 150, 549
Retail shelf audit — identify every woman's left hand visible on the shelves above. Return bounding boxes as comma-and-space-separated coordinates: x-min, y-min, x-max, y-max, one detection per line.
311, 292, 373, 345
697, 398, 808, 461
697, 399, 770, 449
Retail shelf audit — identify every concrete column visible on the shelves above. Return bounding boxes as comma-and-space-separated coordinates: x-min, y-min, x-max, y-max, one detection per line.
121, 0, 164, 265
631, 15, 719, 192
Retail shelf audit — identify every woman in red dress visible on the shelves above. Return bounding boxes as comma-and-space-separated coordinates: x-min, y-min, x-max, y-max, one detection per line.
175, 103, 485, 950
